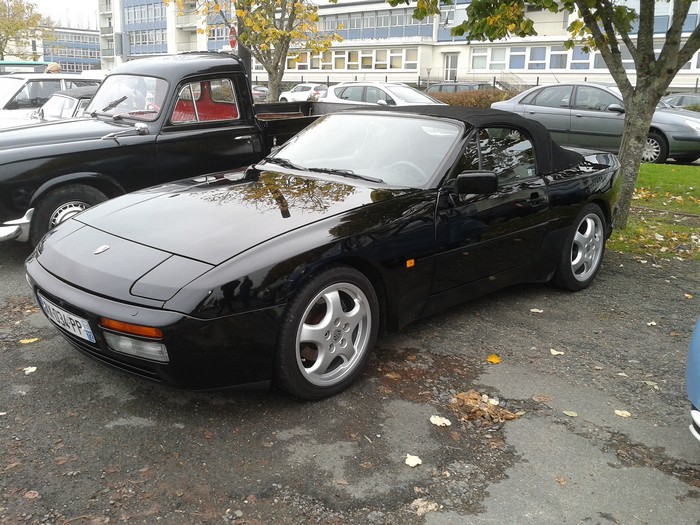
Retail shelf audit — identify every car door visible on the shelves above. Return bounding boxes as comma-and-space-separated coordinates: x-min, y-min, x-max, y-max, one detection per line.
156, 77, 261, 178
432, 126, 549, 293
568, 85, 625, 151
517, 85, 573, 145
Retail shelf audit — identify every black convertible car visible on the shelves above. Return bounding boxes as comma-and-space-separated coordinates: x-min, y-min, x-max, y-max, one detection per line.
26, 106, 621, 400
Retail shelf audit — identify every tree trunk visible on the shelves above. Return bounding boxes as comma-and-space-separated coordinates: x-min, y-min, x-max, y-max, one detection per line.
612, 95, 658, 229
267, 70, 284, 102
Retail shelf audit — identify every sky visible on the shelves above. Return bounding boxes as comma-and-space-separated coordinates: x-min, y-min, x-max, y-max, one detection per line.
32, 0, 100, 30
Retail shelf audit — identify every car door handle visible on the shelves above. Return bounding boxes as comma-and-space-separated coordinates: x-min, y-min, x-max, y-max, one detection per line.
235, 135, 253, 141
527, 192, 546, 207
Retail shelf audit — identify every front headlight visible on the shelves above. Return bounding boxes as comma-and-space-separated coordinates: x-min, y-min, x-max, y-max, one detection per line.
684, 119, 700, 133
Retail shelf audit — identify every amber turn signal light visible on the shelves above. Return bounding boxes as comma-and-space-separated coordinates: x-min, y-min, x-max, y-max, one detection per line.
99, 317, 163, 339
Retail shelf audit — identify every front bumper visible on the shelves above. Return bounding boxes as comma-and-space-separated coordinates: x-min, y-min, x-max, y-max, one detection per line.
0, 209, 33, 242
26, 254, 283, 390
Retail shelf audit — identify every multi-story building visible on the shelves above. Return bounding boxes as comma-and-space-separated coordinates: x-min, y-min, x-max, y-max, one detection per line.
96, 0, 700, 91
42, 27, 101, 73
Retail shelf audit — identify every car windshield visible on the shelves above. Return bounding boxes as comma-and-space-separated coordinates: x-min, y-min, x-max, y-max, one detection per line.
86, 74, 168, 121
270, 112, 462, 187
40, 94, 78, 120
385, 85, 439, 104
0, 77, 23, 106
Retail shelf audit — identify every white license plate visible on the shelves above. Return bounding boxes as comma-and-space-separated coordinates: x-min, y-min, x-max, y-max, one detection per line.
38, 294, 96, 344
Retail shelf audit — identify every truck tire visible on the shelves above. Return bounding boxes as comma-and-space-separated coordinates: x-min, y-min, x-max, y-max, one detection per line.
30, 184, 108, 246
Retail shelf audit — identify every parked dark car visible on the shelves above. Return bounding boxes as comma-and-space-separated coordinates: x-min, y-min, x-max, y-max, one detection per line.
0, 53, 316, 246
426, 82, 493, 94
26, 106, 621, 400
493, 82, 700, 163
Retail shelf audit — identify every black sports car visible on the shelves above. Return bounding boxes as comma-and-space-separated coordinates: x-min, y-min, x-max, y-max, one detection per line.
26, 106, 621, 400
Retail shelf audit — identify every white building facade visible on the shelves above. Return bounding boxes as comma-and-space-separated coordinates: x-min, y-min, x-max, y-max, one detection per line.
96, 0, 700, 91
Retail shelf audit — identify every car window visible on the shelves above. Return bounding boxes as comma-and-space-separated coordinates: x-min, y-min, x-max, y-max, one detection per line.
294, 85, 311, 92
460, 127, 537, 186
338, 85, 364, 101
525, 85, 572, 109
573, 86, 620, 111
14, 79, 62, 109
366, 86, 390, 104
171, 78, 239, 124
65, 80, 100, 89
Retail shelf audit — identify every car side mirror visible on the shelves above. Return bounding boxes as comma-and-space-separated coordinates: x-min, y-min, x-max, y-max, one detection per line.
607, 103, 625, 113
454, 171, 498, 194
377, 100, 388, 106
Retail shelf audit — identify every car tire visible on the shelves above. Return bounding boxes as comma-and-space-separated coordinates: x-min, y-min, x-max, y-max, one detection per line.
30, 184, 108, 246
279, 97, 288, 102
274, 265, 379, 400
673, 155, 700, 164
642, 131, 668, 164
555, 203, 606, 291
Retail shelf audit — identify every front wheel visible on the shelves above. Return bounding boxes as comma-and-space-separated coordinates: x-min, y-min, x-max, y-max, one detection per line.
30, 184, 108, 246
555, 204, 606, 291
274, 266, 379, 400
642, 131, 668, 164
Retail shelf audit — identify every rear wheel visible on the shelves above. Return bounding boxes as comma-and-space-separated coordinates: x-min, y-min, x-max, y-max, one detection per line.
642, 131, 668, 163
279, 97, 288, 102
555, 203, 606, 291
30, 184, 108, 246
274, 266, 379, 400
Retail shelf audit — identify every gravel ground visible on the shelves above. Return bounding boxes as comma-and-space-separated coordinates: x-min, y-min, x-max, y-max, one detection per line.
1, 239, 699, 525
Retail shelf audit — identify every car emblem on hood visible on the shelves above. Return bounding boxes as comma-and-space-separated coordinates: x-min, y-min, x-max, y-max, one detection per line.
94, 245, 110, 255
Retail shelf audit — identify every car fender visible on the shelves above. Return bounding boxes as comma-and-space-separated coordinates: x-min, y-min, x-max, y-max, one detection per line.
29, 172, 126, 207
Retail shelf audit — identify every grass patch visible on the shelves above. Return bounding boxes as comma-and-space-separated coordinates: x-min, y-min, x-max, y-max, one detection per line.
608, 163, 700, 260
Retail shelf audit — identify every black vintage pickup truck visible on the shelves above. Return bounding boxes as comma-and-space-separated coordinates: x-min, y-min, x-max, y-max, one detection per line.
0, 52, 320, 246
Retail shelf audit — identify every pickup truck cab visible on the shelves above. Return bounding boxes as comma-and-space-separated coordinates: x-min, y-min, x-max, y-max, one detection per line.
0, 52, 314, 246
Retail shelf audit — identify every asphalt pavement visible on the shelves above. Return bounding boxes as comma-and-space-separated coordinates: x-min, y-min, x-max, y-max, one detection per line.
1, 239, 698, 525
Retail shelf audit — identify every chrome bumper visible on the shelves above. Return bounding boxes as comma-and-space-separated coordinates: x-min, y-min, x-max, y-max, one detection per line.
0, 209, 34, 242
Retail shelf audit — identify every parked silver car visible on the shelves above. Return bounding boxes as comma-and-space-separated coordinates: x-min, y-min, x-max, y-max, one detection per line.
492, 82, 700, 163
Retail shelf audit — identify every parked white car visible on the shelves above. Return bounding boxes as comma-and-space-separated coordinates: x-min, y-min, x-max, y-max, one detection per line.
0, 73, 101, 126
278, 83, 328, 102
319, 81, 443, 106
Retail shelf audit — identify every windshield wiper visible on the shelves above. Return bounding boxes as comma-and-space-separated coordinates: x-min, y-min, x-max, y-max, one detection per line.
263, 157, 308, 171
308, 167, 384, 184
97, 96, 127, 114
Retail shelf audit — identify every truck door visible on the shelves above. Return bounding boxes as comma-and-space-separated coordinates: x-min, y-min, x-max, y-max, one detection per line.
156, 78, 262, 177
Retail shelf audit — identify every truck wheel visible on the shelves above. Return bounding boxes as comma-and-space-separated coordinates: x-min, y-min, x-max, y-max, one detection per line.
274, 265, 379, 400
279, 98, 288, 102
30, 184, 108, 246
641, 132, 668, 164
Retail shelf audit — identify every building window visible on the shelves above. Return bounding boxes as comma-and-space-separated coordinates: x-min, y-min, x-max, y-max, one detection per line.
509, 47, 526, 69
549, 45, 568, 69
528, 46, 546, 69
570, 46, 590, 69
489, 48, 506, 70
363, 15, 375, 28
445, 53, 458, 80
471, 48, 486, 70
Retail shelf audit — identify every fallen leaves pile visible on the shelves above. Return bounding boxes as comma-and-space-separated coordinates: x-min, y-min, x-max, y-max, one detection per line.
449, 389, 519, 424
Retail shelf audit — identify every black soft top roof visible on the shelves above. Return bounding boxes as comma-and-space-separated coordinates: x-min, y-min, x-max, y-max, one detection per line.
356, 105, 583, 175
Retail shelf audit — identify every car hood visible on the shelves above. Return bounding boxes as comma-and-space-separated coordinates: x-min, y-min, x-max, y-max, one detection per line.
0, 117, 138, 152
655, 106, 700, 123
36, 169, 401, 303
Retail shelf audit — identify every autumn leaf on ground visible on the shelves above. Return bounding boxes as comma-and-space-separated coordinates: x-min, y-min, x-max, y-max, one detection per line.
405, 454, 422, 467
203, 430, 214, 439
615, 410, 631, 418
685, 293, 694, 299
19, 338, 40, 344
486, 354, 501, 364
647, 321, 657, 326
429, 415, 452, 427
23, 490, 39, 499
410, 498, 438, 516
555, 476, 567, 486
530, 308, 544, 313
23, 367, 37, 375
385, 371, 401, 380
563, 411, 578, 417
550, 349, 564, 356
450, 389, 519, 424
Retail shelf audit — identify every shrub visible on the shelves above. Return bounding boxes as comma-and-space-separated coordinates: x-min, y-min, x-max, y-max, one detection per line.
431, 89, 519, 108
685, 103, 700, 112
